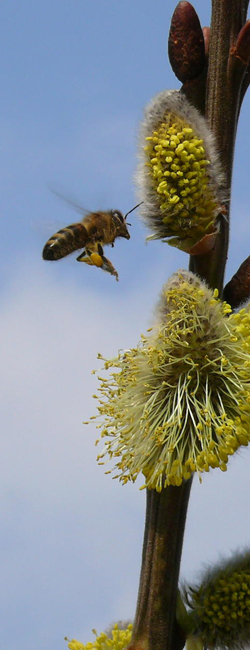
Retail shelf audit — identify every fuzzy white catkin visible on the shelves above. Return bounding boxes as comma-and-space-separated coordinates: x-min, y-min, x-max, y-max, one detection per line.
136, 89, 226, 240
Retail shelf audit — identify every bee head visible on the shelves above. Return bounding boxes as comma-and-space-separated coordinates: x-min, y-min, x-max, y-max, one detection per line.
111, 210, 131, 239
111, 202, 143, 239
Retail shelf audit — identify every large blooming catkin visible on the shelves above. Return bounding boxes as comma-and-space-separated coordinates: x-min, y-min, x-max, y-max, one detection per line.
92, 271, 250, 491
183, 551, 250, 650
136, 90, 226, 253
65, 623, 133, 650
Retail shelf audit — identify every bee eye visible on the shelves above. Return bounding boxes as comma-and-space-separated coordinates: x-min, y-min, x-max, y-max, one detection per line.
112, 210, 124, 222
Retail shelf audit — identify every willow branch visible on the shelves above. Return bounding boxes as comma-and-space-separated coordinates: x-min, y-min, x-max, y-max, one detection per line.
128, 2, 250, 650
130, 482, 192, 650
190, 0, 249, 291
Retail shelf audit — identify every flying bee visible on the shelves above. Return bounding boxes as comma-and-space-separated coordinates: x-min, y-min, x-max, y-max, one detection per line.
42, 201, 142, 280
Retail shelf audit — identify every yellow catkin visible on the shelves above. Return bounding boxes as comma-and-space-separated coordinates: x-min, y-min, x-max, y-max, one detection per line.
89, 271, 250, 491
185, 551, 250, 649
137, 90, 225, 252
145, 119, 217, 236
66, 623, 133, 650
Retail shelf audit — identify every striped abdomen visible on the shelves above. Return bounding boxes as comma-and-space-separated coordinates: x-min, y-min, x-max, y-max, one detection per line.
42, 222, 89, 260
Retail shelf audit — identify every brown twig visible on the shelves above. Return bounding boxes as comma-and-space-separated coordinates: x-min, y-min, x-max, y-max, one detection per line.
190, 0, 250, 291
129, 482, 192, 650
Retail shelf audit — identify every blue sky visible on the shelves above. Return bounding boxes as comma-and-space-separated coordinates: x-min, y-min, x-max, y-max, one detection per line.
1, 1, 250, 649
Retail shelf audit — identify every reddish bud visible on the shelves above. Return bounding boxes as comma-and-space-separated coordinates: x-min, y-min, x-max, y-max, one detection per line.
168, 1, 205, 82
231, 20, 250, 66
190, 230, 218, 256
202, 27, 210, 56
223, 256, 250, 308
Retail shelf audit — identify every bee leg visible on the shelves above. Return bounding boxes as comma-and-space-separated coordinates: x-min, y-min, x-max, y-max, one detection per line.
76, 241, 102, 262
77, 245, 119, 280
96, 244, 118, 278
97, 243, 104, 256
76, 250, 86, 261
98, 252, 119, 280
77, 246, 104, 269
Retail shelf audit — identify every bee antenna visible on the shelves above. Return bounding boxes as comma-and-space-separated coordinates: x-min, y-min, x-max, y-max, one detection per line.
124, 201, 143, 221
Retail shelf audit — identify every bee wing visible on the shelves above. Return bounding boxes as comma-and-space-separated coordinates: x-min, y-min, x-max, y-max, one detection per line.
48, 189, 112, 240
31, 218, 66, 236
49, 188, 89, 216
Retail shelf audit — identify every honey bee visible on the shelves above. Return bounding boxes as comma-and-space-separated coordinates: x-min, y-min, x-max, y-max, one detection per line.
42, 202, 142, 280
